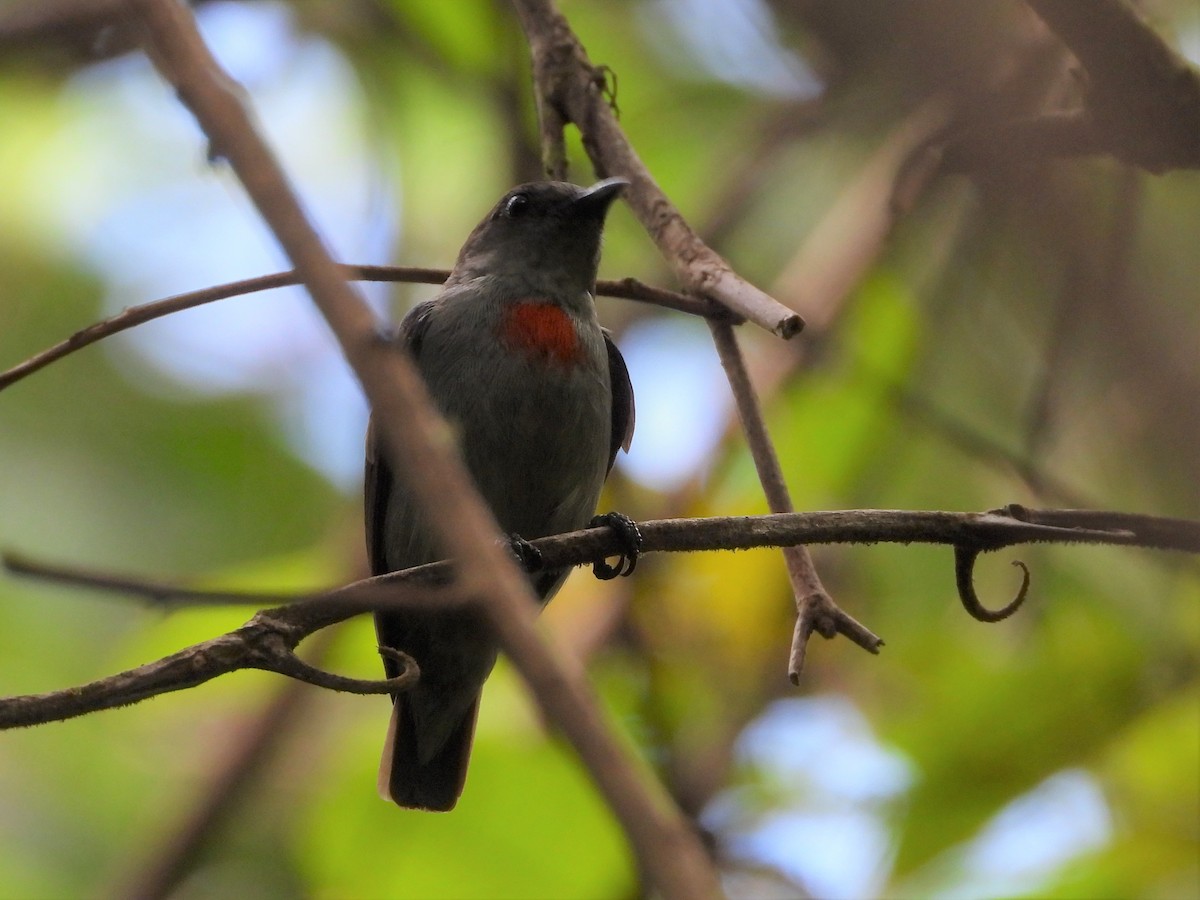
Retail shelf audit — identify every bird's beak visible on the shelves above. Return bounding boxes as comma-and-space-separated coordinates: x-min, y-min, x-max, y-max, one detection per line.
574, 177, 629, 217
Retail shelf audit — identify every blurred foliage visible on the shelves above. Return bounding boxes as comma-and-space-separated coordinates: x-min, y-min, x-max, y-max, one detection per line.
0, 0, 1197, 897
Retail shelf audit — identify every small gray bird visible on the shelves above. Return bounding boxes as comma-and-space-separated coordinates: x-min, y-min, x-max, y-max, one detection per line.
365, 178, 636, 811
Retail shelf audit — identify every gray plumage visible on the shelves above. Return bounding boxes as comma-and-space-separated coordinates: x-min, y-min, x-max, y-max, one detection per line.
365, 179, 634, 810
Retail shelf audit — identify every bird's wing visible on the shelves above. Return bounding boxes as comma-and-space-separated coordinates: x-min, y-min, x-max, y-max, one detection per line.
364, 301, 437, 576
603, 329, 635, 472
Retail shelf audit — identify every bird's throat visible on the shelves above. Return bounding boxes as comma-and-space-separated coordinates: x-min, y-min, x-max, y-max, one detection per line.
498, 300, 583, 366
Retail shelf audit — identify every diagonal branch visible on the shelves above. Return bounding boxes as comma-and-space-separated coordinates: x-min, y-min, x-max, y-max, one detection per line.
941, 0, 1200, 172
124, 2, 721, 897
708, 322, 882, 681
510, 0, 803, 339
1025, 0, 1200, 171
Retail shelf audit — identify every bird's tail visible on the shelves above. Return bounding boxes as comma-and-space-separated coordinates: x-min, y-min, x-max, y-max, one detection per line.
378, 692, 480, 812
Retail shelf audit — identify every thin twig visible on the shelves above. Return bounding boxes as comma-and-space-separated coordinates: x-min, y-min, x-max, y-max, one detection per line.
0, 602, 420, 729
708, 322, 883, 681
0, 266, 708, 394
2, 551, 310, 606
990, 504, 1200, 553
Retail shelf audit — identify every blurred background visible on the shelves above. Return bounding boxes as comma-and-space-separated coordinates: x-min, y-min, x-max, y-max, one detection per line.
0, 1, 1197, 897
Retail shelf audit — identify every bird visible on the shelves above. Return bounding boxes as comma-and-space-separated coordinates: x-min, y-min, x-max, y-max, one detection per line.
364, 178, 637, 811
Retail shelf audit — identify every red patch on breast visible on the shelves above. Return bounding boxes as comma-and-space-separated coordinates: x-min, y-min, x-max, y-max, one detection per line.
499, 301, 583, 366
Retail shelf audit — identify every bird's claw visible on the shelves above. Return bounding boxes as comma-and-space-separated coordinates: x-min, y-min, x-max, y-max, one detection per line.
589, 512, 642, 580
506, 533, 544, 572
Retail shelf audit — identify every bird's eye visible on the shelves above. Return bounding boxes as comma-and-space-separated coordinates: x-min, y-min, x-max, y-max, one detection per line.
504, 193, 530, 218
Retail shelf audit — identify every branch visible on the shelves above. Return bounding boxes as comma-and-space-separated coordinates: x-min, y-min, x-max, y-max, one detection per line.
2, 551, 310, 607
0, 576, 438, 728
0, 266, 710, 394
6, 505, 1190, 726
0, 0, 135, 63
1029, 0, 1200, 171
510, 0, 804, 339
708, 321, 882, 682
987, 504, 1200, 553
942, 0, 1200, 172
10, 506, 1178, 600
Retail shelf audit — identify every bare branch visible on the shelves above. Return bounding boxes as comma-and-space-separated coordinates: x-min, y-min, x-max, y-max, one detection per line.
9, 505, 1177, 606
708, 321, 883, 682
6, 505, 1185, 730
510, 0, 803, 340
2, 551, 307, 607
1029, 0, 1200, 171
941, 0, 1200, 172
0, 266, 709, 395
990, 504, 1200, 553
0, 595, 422, 729
0, 0, 134, 63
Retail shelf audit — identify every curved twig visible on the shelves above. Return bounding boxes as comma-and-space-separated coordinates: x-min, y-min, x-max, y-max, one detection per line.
955, 547, 1032, 622
262, 645, 417, 694
0, 267, 711, 395
0, 578, 451, 729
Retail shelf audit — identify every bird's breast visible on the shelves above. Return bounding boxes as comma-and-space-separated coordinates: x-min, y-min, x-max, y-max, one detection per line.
496, 300, 584, 367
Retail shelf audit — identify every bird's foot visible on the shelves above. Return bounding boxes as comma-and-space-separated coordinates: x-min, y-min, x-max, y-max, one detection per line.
589, 512, 642, 580
506, 533, 544, 572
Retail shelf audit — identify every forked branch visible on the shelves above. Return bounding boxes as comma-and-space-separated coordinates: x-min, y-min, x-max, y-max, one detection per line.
5, 505, 1192, 728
